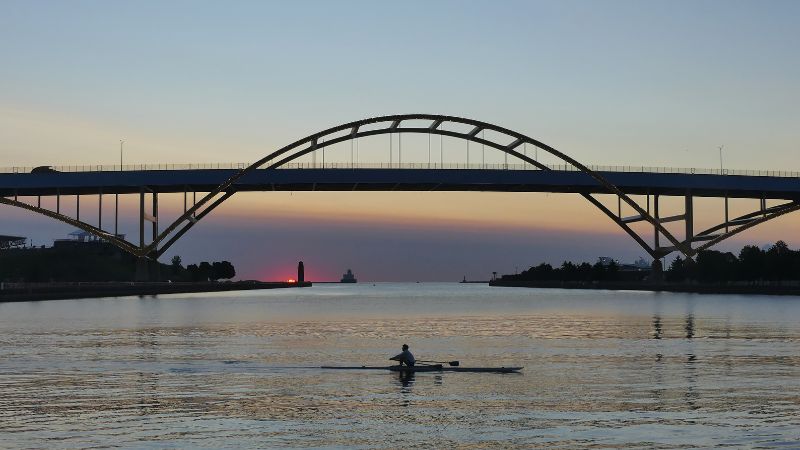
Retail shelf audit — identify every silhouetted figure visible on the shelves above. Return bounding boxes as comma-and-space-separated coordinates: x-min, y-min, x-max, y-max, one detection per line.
298, 261, 304, 284
390, 344, 416, 367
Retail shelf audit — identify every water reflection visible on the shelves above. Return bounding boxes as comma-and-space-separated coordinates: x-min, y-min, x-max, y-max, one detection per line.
684, 297, 696, 339
683, 298, 698, 410
685, 314, 695, 339
397, 371, 415, 390
649, 311, 697, 340
652, 315, 662, 339
1, 286, 800, 448
684, 353, 699, 410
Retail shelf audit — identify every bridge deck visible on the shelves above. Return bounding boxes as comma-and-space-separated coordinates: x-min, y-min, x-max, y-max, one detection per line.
1, 168, 799, 200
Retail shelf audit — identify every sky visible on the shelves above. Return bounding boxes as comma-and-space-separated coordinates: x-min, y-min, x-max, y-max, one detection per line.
1, 0, 798, 281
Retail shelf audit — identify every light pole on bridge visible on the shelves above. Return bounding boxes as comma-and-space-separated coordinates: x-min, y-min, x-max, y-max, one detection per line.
116, 139, 124, 236
718, 145, 724, 173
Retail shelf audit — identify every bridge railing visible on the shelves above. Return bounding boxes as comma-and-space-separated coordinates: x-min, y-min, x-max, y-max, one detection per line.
1, 162, 799, 178
0, 163, 252, 173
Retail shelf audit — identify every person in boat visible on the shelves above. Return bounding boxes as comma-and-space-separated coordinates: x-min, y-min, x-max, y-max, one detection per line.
390, 344, 416, 367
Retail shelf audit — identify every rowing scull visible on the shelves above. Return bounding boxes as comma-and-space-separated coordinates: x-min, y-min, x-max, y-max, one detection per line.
320, 365, 522, 373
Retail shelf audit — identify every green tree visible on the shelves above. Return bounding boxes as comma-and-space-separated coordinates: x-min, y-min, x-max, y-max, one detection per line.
666, 256, 685, 282
211, 261, 236, 280
606, 260, 619, 281
186, 264, 200, 281
696, 250, 737, 282
199, 262, 213, 281
220, 261, 236, 280
591, 261, 607, 281
766, 241, 793, 281
577, 262, 593, 281
560, 261, 577, 281
170, 255, 182, 275
737, 245, 764, 282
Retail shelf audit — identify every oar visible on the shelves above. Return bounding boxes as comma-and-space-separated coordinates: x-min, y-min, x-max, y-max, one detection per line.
418, 359, 460, 366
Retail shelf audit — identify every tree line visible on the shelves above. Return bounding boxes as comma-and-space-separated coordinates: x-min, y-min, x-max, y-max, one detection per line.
501, 260, 634, 282
667, 241, 800, 283
0, 244, 237, 283
170, 256, 236, 281
500, 241, 800, 284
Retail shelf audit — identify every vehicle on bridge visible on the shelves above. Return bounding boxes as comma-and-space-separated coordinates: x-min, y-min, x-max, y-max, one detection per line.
30, 166, 59, 174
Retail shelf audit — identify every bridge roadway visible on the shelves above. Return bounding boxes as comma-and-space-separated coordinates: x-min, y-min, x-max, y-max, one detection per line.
1, 168, 799, 200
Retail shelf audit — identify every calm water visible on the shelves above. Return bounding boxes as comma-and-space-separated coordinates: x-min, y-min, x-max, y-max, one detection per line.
1, 283, 799, 448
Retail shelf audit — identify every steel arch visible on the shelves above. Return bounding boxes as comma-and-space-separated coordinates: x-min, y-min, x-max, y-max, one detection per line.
148, 114, 692, 259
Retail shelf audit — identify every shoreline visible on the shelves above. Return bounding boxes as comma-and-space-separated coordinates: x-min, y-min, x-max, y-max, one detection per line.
489, 280, 800, 296
0, 280, 312, 302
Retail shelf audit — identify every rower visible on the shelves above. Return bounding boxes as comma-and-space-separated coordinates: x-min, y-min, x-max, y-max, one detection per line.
389, 344, 416, 367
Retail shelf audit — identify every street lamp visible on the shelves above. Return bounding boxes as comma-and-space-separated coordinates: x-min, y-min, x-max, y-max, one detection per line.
718, 145, 724, 173
116, 139, 124, 236
120, 139, 125, 171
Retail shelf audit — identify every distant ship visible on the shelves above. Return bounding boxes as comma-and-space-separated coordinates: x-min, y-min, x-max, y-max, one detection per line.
341, 269, 357, 283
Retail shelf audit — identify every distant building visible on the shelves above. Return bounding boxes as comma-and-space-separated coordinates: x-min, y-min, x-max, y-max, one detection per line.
53, 230, 125, 248
631, 257, 651, 269
0, 235, 26, 250
597, 256, 615, 267
598, 256, 651, 272
64, 230, 101, 243
341, 269, 357, 283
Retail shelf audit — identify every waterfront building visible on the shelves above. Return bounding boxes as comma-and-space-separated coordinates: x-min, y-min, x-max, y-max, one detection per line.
598, 256, 651, 273
0, 235, 26, 250
341, 269, 357, 283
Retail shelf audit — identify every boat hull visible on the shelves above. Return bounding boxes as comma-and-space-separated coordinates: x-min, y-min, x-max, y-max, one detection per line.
320, 365, 522, 373
443, 367, 522, 373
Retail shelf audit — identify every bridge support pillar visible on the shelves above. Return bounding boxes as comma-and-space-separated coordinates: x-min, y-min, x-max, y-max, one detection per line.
115, 193, 119, 237
134, 256, 161, 282
724, 195, 729, 233
152, 192, 158, 246
653, 194, 660, 249
685, 194, 693, 243
139, 188, 145, 249
150, 256, 160, 281
98, 189, 102, 230
135, 257, 149, 282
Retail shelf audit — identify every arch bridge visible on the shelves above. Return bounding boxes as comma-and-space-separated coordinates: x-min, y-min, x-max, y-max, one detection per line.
1, 114, 798, 268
